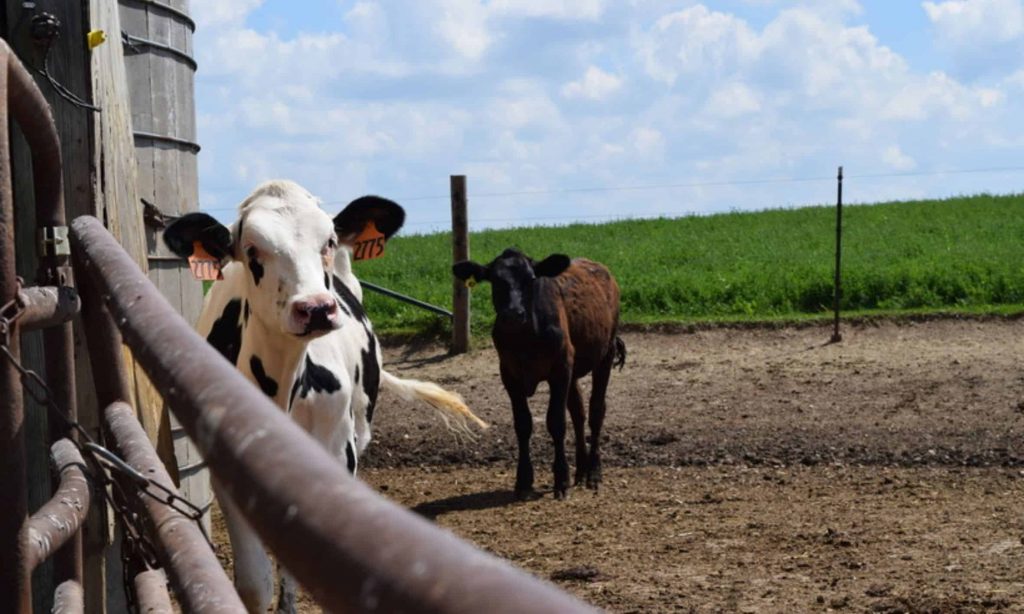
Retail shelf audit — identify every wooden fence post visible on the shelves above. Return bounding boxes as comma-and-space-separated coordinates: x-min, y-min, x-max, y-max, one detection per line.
451, 175, 470, 354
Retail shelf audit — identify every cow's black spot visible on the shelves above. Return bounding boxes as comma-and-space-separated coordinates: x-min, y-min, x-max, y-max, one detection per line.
242, 300, 250, 327
207, 299, 242, 365
360, 333, 380, 423
332, 275, 367, 323
248, 249, 264, 286
345, 441, 356, 474
289, 355, 341, 408
324, 272, 330, 290
354, 365, 360, 385
250, 355, 278, 398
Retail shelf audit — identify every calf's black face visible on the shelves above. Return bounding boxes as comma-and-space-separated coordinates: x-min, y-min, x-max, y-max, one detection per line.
453, 248, 570, 322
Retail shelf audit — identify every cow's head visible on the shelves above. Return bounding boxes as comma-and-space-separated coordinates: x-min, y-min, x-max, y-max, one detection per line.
164, 180, 403, 338
453, 248, 570, 323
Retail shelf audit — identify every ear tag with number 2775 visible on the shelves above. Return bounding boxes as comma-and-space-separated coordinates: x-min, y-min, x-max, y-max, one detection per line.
352, 221, 387, 261
188, 241, 223, 281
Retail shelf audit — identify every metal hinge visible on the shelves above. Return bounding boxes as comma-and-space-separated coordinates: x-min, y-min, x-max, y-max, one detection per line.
38, 226, 70, 257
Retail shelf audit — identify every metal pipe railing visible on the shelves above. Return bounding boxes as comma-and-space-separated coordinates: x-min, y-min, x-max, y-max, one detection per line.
27, 439, 90, 570
71, 213, 596, 613
50, 580, 83, 614
134, 570, 174, 614
18, 285, 79, 332
102, 401, 243, 612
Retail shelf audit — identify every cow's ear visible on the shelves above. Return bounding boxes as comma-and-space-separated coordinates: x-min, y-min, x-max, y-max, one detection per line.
163, 213, 233, 260
334, 196, 406, 243
453, 260, 489, 283
533, 254, 571, 277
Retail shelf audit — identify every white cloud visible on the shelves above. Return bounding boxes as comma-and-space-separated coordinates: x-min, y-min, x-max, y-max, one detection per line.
490, 0, 606, 20
704, 81, 761, 117
435, 0, 494, 61
882, 145, 916, 171
192, 0, 263, 29
923, 0, 1024, 45
561, 66, 623, 100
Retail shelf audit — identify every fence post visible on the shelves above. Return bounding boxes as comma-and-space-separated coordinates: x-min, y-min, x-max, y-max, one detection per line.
451, 175, 470, 354
831, 166, 844, 343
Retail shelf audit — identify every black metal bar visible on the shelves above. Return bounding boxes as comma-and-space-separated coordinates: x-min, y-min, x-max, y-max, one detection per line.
71, 214, 596, 614
133, 130, 201, 153
27, 439, 90, 570
361, 279, 453, 318
121, 32, 198, 70
831, 165, 844, 343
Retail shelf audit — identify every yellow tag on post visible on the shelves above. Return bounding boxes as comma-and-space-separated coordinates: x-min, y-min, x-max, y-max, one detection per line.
188, 241, 223, 281
352, 221, 386, 261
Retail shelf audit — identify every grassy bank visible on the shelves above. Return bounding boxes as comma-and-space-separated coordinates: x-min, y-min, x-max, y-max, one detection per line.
356, 193, 1024, 335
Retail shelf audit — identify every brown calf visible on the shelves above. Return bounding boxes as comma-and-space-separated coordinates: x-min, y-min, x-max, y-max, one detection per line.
454, 248, 625, 500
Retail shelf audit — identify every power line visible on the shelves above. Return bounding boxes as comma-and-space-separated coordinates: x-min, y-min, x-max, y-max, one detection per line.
198, 164, 1024, 215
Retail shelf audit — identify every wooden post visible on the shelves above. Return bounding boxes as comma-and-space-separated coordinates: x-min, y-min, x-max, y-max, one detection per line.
831, 166, 844, 344
451, 175, 470, 354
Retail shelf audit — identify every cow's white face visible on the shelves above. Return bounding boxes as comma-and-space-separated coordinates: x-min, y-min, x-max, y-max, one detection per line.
237, 191, 340, 337
163, 180, 407, 340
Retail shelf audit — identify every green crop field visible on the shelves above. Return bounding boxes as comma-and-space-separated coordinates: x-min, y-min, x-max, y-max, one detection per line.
354, 193, 1024, 336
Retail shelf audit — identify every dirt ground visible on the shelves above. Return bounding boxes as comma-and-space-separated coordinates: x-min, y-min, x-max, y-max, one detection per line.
218, 318, 1024, 612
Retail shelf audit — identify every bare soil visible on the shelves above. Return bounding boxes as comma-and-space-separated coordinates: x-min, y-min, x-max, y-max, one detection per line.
220, 319, 1024, 612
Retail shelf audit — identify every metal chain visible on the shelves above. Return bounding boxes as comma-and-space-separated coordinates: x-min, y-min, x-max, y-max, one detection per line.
0, 331, 216, 550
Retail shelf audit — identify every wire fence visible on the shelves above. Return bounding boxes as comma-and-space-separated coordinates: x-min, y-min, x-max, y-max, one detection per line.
199, 165, 1024, 232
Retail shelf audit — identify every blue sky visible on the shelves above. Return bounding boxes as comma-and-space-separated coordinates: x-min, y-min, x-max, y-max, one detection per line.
192, 1, 1024, 233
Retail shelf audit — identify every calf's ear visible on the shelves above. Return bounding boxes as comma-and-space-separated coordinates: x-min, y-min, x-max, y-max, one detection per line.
162, 213, 233, 260
533, 254, 571, 277
334, 196, 406, 243
452, 260, 489, 282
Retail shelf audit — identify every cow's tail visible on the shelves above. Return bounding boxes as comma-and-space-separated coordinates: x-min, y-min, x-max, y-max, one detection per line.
380, 370, 489, 434
613, 336, 627, 371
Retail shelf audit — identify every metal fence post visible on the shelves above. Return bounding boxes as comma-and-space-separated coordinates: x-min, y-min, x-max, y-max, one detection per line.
831, 165, 844, 343
451, 175, 470, 354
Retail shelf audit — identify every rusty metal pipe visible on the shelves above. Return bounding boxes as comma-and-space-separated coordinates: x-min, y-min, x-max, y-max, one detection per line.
71, 213, 596, 613
18, 285, 80, 332
0, 43, 31, 614
27, 439, 90, 570
51, 580, 83, 614
135, 569, 174, 614
104, 401, 244, 612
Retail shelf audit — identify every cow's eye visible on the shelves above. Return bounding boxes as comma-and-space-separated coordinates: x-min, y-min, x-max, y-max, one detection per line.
322, 238, 337, 255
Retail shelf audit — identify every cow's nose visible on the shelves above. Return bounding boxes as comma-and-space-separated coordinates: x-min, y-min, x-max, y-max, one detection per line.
292, 294, 338, 329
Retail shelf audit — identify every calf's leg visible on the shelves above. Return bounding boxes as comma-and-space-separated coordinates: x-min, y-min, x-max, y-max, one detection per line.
214, 478, 275, 613
586, 351, 615, 490
547, 373, 572, 500
567, 380, 588, 485
502, 368, 535, 499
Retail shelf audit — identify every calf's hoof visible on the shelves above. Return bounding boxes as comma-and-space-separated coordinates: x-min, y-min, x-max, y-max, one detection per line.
553, 487, 569, 501
514, 487, 535, 501
586, 470, 602, 491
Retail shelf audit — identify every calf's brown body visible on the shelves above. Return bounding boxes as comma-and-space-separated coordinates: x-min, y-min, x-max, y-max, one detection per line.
456, 250, 624, 499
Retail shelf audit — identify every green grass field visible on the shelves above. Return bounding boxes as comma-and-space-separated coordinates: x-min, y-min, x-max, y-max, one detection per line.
353, 193, 1024, 335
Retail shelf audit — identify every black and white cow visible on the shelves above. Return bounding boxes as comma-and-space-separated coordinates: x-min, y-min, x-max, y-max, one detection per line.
164, 179, 486, 613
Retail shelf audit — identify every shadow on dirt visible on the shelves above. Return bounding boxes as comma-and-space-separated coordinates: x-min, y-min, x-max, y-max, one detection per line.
411, 488, 531, 519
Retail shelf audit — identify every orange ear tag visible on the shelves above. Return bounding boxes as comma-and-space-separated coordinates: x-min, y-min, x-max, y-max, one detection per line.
188, 241, 223, 281
352, 220, 387, 262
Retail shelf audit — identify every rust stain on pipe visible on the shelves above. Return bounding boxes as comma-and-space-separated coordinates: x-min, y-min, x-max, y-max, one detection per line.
72, 213, 597, 613
27, 439, 90, 570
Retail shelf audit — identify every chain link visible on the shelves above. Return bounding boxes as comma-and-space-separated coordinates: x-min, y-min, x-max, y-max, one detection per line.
0, 325, 216, 606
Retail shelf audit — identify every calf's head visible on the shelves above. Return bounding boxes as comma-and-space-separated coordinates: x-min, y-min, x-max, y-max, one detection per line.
453, 248, 570, 323
164, 180, 403, 337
